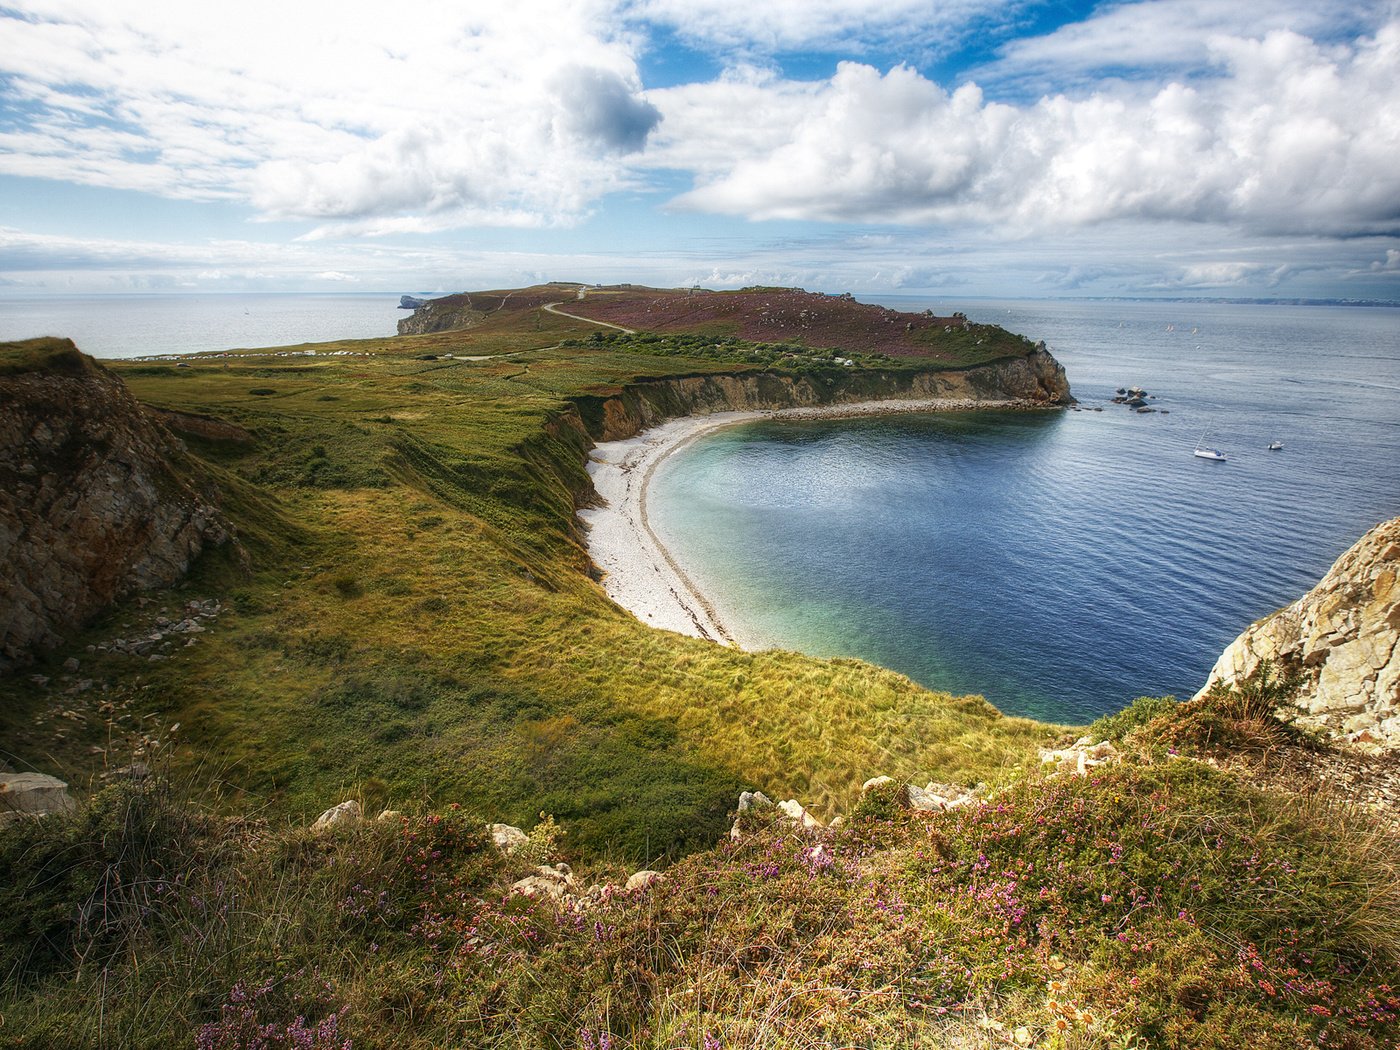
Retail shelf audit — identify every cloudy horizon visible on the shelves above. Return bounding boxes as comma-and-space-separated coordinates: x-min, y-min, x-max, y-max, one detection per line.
2, 0, 1398, 300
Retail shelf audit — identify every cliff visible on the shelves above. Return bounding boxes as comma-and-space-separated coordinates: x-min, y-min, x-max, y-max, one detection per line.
569, 347, 1072, 442
1195, 516, 1400, 748
0, 338, 234, 671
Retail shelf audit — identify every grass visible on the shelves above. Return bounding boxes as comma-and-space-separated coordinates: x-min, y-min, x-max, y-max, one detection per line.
4, 315, 1061, 864
2, 741, 1395, 1048
2, 302, 1398, 1046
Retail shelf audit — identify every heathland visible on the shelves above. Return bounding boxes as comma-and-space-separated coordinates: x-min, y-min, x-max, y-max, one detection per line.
1, 284, 1396, 1049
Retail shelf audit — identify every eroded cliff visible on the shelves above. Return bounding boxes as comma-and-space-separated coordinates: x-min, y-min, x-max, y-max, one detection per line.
1195, 516, 1400, 748
570, 347, 1071, 442
0, 339, 234, 671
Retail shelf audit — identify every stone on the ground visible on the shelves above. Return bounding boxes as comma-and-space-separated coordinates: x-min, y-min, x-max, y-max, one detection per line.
626, 869, 664, 892
906, 782, 979, 811
0, 772, 76, 818
311, 799, 362, 832
861, 775, 895, 793
490, 823, 528, 852
1040, 737, 1121, 777
778, 798, 824, 829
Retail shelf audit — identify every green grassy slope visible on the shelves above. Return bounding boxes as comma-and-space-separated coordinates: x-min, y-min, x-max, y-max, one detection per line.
3, 300, 1061, 863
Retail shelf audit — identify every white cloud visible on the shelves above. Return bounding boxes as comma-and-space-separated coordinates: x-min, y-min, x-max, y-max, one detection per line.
979, 0, 1391, 92
655, 19, 1400, 238
0, 1, 659, 231
1372, 249, 1400, 272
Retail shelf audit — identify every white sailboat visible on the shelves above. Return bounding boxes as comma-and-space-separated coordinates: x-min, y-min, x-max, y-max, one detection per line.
1194, 432, 1227, 461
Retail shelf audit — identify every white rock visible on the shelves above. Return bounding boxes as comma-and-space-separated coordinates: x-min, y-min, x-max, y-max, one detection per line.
376, 809, 403, 823
311, 799, 361, 832
0, 772, 75, 817
1195, 516, 1400, 748
861, 775, 895, 793
626, 869, 664, 892
778, 798, 824, 829
490, 823, 528, 852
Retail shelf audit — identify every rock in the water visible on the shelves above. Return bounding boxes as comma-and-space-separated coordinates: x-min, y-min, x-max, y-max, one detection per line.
490, 823, 528, 852
1195, 516, 1400, 749
311, 800, 362, 832
0, 772, 76, 818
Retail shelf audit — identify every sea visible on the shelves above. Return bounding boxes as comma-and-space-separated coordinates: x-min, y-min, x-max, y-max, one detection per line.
648, 299, 1400, 724
0, 293, 402, 358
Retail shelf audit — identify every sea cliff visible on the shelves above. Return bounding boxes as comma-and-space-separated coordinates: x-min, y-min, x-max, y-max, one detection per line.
564, 347, 1071, 442
0, 339, 234, 670
1195, 515, 1400, 748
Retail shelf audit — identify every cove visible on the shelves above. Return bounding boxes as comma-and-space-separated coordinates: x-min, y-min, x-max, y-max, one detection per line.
644, 300, 1400, 724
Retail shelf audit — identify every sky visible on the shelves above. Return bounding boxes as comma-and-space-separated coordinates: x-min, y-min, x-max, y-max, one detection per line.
1, 0, 1398, 300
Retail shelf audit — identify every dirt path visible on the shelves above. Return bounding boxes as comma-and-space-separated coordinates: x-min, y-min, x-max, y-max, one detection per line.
542, 301, 635, 334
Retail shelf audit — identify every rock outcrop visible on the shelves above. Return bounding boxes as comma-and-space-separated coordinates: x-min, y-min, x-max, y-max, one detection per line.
0, 771, 75, 822
1195, 516, 1400, 749
570, 348, 1072, 444
0, 338, 234, 671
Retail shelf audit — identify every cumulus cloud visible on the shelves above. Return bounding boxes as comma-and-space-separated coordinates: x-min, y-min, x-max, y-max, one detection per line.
655, 19, 1400, 238
0, 1, 660, 231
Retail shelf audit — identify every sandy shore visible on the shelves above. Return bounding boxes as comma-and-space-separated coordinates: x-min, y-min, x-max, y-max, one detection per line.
578, 397, 1042, 646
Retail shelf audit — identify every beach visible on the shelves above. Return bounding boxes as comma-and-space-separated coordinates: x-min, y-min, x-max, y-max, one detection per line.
578, 397, 1040, 645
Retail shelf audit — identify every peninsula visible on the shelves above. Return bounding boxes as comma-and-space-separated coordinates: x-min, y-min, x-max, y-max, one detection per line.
3, 286, 1397, 1050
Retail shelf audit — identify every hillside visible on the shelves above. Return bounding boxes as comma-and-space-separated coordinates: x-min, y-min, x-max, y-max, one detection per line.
0, 290, 1068, 858
397, 284, 1039, 367
3, 291, 1395, 1048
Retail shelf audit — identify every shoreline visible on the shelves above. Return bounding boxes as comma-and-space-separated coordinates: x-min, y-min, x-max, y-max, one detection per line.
579, 397, 1048, 646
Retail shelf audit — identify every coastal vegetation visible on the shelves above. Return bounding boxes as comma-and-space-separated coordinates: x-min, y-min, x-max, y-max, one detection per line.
4, 673, 1397, 1048
3, 288, 1396, 1047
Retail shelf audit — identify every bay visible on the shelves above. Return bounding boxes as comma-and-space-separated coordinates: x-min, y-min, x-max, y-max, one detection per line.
648, 300, 1400, 724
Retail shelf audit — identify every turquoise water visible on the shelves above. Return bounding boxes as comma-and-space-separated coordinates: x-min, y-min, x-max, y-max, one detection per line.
648, 301, 1400, 724
0, 293, 401, 359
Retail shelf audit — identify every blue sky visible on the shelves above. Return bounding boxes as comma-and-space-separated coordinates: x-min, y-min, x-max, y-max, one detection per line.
1, 0, 1398, 299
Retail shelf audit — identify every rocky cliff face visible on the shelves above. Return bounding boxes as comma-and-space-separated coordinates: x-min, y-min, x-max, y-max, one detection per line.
0, 339, 233, 671
574, 348, 1072, 442
1195, 516, 1400, 748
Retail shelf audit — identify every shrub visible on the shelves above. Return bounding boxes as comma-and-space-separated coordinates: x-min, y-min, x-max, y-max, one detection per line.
0, 778, 213, 981
1086, 694, 1179, 743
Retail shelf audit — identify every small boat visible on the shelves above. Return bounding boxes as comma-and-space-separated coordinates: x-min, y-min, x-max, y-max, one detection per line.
1267, 440, 1284, 451
1194, 431, 1227, 461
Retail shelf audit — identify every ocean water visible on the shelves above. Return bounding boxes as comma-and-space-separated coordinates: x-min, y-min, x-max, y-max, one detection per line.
0, 293, 402, 359
648, 300, 1400, 724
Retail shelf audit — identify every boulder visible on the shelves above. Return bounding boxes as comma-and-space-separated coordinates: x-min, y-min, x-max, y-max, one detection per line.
311, 799, 362, 832
626, 869, 664, 892
906, 782, 978, 811
490, 823, 529, 852
511, 863, 577, 902
1040, 738, 1121, 777
777, 798, 824, 829
1195, 516, 1400, 749
0, 772, 75, 818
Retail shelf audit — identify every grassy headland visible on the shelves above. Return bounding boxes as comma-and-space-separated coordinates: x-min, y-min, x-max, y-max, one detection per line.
2, 287, 1064, 859
3, 288, 1397, 1048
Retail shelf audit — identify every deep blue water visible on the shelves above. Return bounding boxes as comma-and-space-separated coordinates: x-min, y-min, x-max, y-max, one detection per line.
649, 300, 1400, 724
0, 293, 401, 359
